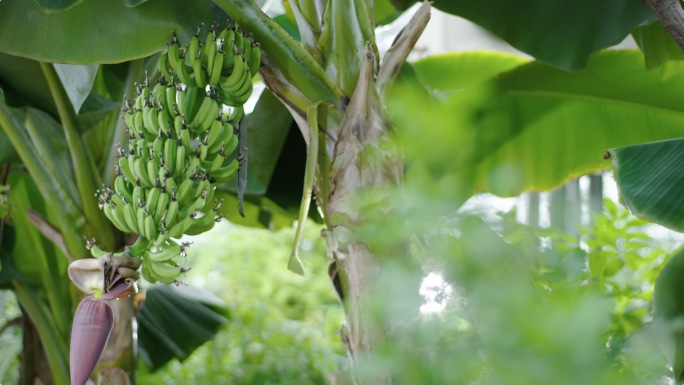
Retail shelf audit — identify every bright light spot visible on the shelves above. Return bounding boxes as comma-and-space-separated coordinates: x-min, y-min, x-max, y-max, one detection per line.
419, 272, 452, 314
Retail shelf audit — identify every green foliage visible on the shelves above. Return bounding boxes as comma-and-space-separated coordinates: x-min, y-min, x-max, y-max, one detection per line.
406, 0, 655, 70
0, 290, 21, 383
139, 221, 344, 384
389, 50, 684, 204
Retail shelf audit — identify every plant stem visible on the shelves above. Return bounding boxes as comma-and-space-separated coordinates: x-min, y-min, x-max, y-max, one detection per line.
13, 281, 70, 385
40, 61, 116, 250
645, 0, 684, 51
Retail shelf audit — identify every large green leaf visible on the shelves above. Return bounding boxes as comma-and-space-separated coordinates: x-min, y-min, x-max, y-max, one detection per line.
610, 138, 684, 233
633, 21, 684, 70
399, 0, 655, 70
389, 50, 684, 201
0, 0, 226, 64
138, 284, 229, 371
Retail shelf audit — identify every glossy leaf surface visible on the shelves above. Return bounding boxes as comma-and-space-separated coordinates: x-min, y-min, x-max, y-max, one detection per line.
610, 138, 684, 233
138, 284, 229, 371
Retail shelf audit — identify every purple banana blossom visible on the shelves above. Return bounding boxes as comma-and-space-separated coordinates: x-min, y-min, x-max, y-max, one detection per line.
70, 295, 113, 385
68, 254, 140, 385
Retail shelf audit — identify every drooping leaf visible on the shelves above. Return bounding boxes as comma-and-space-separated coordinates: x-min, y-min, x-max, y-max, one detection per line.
0, 0, 227, 64
389, 50, 684, 202
53, 64, 99, 113
405, 0, 656, 70
633, 21, 684, 70
610, 138, 684, 233
138, 284, 229, 371
225, 89, 293, 196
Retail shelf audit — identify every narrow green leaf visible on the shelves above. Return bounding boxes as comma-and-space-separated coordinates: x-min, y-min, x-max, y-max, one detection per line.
138, 284, 229, 371
633, 21, 684, 70
610, 138, 684, 233
429, 0, 656, 70
0, 0, 227, 64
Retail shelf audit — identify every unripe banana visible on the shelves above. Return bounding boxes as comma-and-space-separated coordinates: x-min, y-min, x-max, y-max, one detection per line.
248, 40, 261, 77
148, 259, 183, 284
209, 159, 239, 183
133, 157, 150, 187
143, 213, 158, 241
168, 214, 194, 239
145, 240, 181, 262
164, 138, 176, 176
154, 192, 170, 224
158, 50, 174, 83
146, 156, 160, 189
185, 212, 217, 236
175, 178, 194, 206
205, 119, 223, 151
164, 200, 179, 228
122, 202, 139, 233
114, 175, 133, 203
174, 145, 186, 180
145, 187, 161, 217
132, 185, 144, 208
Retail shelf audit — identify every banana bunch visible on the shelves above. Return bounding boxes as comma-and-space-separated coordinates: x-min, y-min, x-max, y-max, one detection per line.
95, 22, 256, 284
158, 23, 261, 106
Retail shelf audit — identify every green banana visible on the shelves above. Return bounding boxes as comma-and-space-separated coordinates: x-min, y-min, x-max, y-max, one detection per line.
145, 187, 161, 216
145, 240, 181, 262
209, 159, 239, 183
114, 175, 132, 203
134, 157, 151, 187
148, 259, 183, 284
168, 214, 194, 239
248, 40, 261, 77
143, 213, 157, 241
164, 138, 176, 176
174, 145, 186, 179
165, 200, 179, 228
122, 202, 139, 233
126, 236, 150, 257
185, 212, 217, 235
154, 192, 170, 224
175, 178, 194, 205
